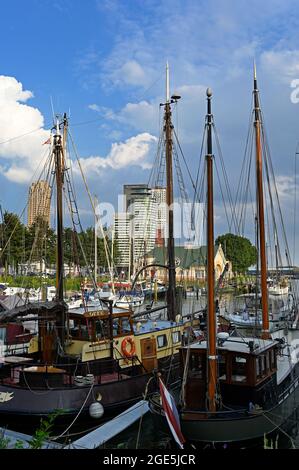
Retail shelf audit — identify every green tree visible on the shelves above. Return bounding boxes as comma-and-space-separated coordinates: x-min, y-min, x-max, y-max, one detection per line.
0, 211, 26, 273
216, 233, 257, 273
26, 216, 56, 265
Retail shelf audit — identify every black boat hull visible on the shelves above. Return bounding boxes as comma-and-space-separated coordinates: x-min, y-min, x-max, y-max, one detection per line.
149, 375, 299, 443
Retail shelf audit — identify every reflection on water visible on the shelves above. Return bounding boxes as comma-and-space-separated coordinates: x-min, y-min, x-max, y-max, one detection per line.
100, 407, 299, 450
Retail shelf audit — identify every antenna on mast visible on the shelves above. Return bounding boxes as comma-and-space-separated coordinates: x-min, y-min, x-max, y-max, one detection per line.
166, 61, 170, 103
50, 96, 56, 122
253, 59, 257, 81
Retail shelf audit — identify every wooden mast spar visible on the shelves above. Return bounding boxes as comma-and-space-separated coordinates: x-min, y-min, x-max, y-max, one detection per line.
253, 64, 270, 340
164, 62, 176, 322
206, 88, 217, 412
54, 116, 65, 348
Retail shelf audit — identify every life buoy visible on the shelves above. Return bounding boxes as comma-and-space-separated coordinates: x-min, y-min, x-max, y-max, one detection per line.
121, 337, 136, 358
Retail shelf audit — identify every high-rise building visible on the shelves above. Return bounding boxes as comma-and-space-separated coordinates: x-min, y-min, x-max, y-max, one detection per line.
151, 186, 167, 246
114, 212, 132, 269
115, 184, 167, 273
27, 180, 51, 227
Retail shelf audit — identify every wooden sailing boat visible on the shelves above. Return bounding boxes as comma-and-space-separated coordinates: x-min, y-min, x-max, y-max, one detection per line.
149, 72, 299, 444
224, 64, 297, 335
0, 93, 189, 422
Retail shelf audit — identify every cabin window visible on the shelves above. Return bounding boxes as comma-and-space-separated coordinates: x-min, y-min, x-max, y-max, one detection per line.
172, 331, 181, 344
157, 334, 167, 348
122, 319, 131, 332
265, 352, 270, 371
257, 355, 267, 379
270, 349, 276, 369
95, 320, 109, 339
113, 319, 121, 337
261, 355, 267, 375
0, 328, 6, 342
218, 354, 227, 380
231, 356, 247, 383
256, 357, 261, 378
189, 353, 204, 379
80, 324, 90, 340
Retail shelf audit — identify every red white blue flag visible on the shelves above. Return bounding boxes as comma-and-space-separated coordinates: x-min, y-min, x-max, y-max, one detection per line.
158, 377, 186, 449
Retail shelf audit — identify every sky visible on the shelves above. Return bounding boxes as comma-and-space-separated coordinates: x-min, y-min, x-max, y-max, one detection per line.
0, 0, 299, 264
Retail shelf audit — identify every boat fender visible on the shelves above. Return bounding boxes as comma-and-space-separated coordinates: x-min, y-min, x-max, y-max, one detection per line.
121, 337, 136, 358
74, 375, 85, 386
89, 401, 104, 419
84, 374, 94, 385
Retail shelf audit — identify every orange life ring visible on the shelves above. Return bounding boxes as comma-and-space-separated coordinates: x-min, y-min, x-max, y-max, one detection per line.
121, 337, 136, 358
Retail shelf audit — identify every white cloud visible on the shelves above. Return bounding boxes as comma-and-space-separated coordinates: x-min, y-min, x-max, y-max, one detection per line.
120, 60, 148, 86
0, 75, 50, 183
76, 132, 157, 176
89, 99, 158, 134
274, 174, 297, 200
261, 50, 299, 83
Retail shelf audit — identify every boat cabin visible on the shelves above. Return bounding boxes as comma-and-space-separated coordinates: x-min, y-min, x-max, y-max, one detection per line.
68, 309, 134, 342
181, 336, 278, 410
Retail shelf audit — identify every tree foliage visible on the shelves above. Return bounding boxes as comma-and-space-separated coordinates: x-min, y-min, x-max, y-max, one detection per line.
0, 211, 116, 275
216, 233, 257, 273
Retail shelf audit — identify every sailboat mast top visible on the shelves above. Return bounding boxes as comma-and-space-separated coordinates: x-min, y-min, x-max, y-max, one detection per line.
253, 67, 270, 339
166, 61, 170, 103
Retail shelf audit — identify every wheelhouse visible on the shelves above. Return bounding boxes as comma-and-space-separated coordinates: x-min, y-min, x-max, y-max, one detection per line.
181, 336, 278, 411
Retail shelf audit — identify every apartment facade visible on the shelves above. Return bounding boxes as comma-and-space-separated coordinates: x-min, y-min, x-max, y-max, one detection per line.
27, 180, 51, 227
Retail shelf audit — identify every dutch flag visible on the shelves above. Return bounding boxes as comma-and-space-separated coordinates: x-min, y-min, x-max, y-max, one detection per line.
159, 377, 186, 449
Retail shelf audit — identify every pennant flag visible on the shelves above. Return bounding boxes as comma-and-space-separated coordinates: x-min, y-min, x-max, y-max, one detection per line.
159, 377, 186, 449
42, 137, 51, 145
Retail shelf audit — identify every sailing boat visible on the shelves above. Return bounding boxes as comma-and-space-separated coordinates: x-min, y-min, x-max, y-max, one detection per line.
149, 72, 299, 444
0, 90, 189, 422
224, 65, 297, 336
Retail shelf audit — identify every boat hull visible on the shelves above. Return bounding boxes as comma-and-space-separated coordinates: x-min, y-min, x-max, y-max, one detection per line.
150, 375, 299, 443
0, 373, 152, 417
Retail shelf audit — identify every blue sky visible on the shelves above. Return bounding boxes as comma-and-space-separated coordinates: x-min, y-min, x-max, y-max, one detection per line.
0, 0, 299, 263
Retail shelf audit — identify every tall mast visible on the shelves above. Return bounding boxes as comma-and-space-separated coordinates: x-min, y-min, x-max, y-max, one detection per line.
164, 62, 176, 322
94, 195, 98, 286
54, 116, 65, 346
206, 88, 217, 412
111, 225, 115, 293
253, 65, 270, 340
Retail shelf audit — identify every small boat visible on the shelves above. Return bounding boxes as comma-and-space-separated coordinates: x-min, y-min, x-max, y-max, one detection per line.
224, 292, 296, 333
114, 292, 145, 309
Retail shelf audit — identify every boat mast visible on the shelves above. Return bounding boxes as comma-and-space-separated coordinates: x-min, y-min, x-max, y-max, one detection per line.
54, 116, 65, 345
164, 62, 176, 322
206, 88, 217, 412
253, 64, 270, 340
94, 195, 98, 286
